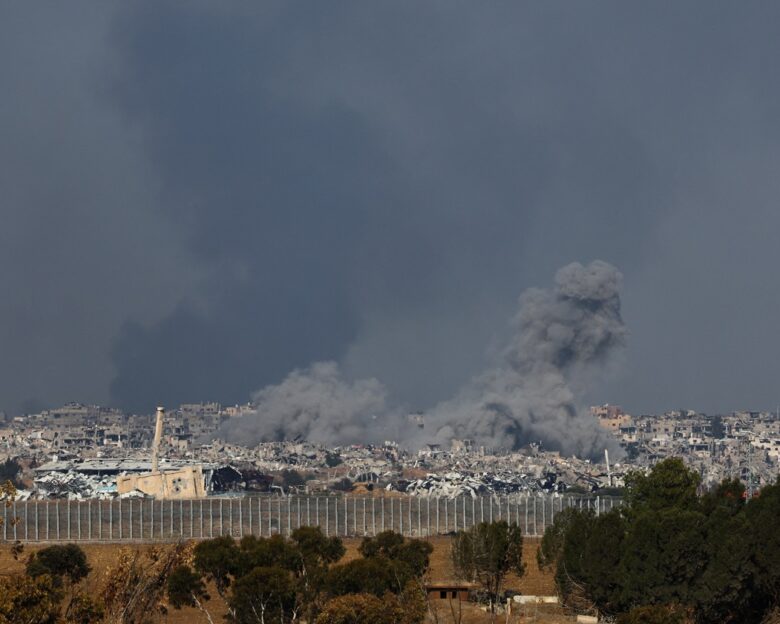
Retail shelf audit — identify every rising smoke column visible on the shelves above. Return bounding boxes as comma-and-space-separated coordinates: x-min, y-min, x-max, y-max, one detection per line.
217, 260, 625, 458
421, 260, 625, 459
216, 361, 392, 446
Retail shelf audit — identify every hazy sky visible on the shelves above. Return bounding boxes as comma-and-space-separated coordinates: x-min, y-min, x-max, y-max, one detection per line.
3, 3, 780, 416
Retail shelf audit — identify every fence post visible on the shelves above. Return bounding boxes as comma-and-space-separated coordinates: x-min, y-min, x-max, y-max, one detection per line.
35, 501, 39, 541
381, 497, 385, 533
325, 498, 329, 537
436, 497, 439, 534
426, 498, 430, 537
453, 497, 458, 533
288, 497, 292, 537
372, 498, 376, 536
443, 498, 447, 533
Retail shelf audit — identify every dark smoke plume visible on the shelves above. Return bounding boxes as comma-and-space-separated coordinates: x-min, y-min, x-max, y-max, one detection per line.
421, 260, 625, 458
217, 261, 625, 458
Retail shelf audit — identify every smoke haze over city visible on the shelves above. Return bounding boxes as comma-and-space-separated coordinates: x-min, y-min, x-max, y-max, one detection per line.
4, 3, 780, 423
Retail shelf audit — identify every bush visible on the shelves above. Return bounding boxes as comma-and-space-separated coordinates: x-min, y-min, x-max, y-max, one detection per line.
316, 593, 394, 624
66, 592, 105, 624
0, 574, 62, 624
26, 544, 90, 584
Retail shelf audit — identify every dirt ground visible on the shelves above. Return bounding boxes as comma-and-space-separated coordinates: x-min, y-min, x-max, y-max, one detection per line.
0, 537, 574, 623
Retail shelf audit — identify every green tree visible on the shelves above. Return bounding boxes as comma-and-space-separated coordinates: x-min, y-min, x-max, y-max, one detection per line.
239, 534, 299, 574
325, 558, 403, 597
228, 566, 295, 624
537, 507, 580, 570
623, 458, 700, 515
359, 530, 433, 578
193, 535, 242, 600
291, 526, 345, 567
618, 508, 706, 611
745, 479, 780, 609
167, 565, 214, 623
541, 462, 780, 622
451, 521, 524, 612
289, 527, 345, 622
26, 544, 91, 585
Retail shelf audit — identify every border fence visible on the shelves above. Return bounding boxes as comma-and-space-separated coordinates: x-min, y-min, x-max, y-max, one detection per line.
0, 494, 620, 543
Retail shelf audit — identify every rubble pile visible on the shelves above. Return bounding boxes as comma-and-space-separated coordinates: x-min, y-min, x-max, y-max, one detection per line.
35, 471, 116, 500
399, 470, 568, 499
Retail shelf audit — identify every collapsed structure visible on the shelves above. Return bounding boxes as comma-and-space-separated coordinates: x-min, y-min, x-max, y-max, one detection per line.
116, 407, 206, 499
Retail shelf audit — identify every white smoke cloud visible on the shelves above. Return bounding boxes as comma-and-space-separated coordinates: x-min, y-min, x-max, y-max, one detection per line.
217, 261, 625, 458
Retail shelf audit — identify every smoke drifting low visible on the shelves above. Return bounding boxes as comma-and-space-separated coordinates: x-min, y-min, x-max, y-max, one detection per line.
216, 261, 625, 458
217, 361, 392, 446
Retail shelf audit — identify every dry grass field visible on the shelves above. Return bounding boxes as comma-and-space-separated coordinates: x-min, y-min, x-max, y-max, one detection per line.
0, 537, 573, 623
